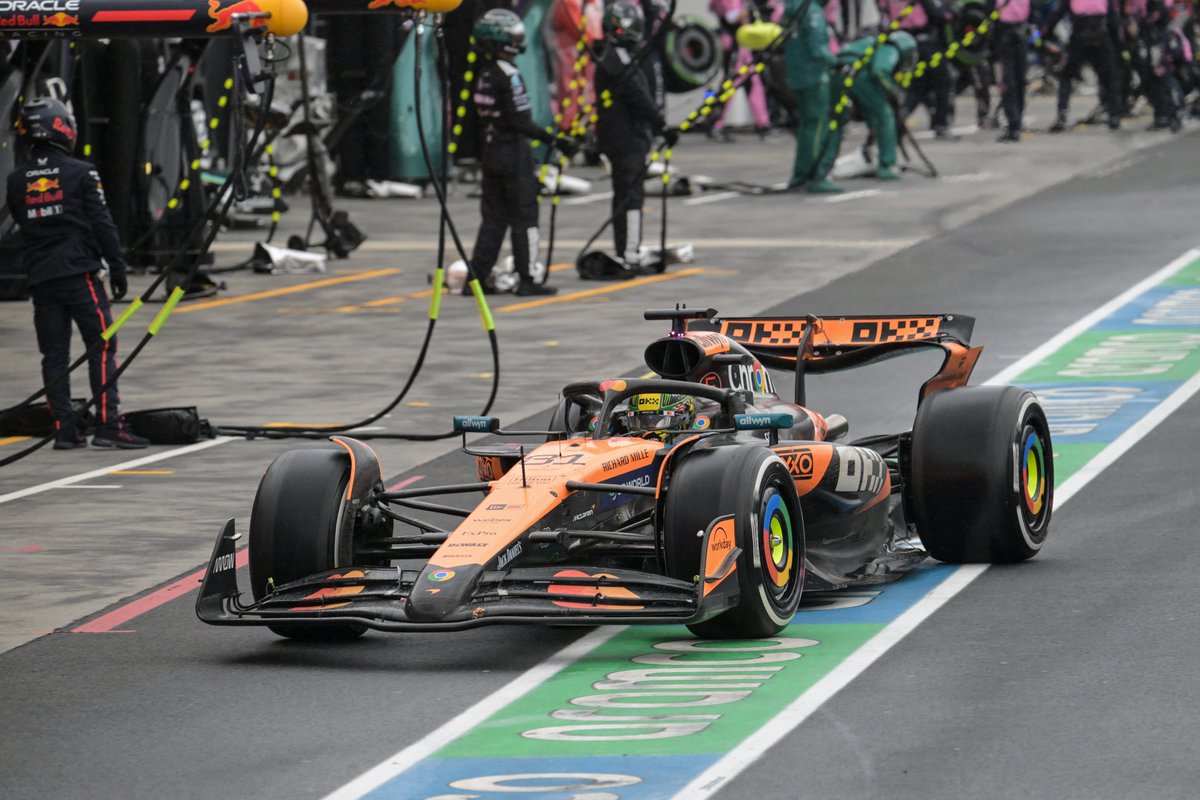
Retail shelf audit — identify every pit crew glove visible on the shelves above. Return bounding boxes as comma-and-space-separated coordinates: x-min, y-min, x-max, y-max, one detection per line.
110, 271, 128, 301
555, 136, 580, 158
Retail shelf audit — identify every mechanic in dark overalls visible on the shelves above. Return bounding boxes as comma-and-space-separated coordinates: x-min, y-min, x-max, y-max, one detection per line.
880, 0, 958, 139
595, 0, 676, 269
6, 98, 148, 450
993, 0, 1032, 142
1043, 0, 1123, 130
468, 8, 572, 297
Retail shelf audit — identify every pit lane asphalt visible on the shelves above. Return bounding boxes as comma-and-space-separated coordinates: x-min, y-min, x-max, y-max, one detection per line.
0, 111, 1197, 798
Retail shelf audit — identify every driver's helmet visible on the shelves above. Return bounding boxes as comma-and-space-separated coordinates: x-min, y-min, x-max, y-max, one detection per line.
622, 393, 695, 440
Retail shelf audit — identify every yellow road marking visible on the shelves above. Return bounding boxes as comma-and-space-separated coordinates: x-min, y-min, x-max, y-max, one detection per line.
407, 401, 431, 407
0, 436, 31, 448
499, 267, 706, 313
175, 268, 401, 313
110, 470, 174, 476
278, 285, 439, 314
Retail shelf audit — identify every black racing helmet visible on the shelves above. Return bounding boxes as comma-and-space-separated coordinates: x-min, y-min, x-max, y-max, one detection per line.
17, 97, 77, 154
473, 8, 527, 60
603, 0, 645, 46
622, 392, 695, 440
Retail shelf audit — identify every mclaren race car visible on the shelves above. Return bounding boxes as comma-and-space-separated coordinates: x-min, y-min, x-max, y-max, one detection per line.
197, 307, 1053, 640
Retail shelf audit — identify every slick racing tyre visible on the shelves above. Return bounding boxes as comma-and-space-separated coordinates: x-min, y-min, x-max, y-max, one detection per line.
662, 17, 723, 94
663, 446, 804, 639
249, 448, 366, 641
909, 386, 1053, 563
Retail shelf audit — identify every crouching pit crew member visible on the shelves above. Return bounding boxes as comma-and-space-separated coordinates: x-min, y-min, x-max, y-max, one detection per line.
469, 8, 577, 297
6, 98, 148, 450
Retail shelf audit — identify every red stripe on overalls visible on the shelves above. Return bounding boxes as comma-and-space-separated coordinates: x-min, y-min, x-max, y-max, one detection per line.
85, 273, 112, 425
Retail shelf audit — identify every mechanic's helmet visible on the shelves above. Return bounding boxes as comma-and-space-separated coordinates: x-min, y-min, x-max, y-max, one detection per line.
17, 97, 77, 154
603, 0, 645, 46
888, 31, 918, 73
623, 393, 695, 440
473, 9, 527, 60
445, 259, 470, 293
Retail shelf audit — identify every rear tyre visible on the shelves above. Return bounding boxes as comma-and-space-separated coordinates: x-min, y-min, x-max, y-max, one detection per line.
910, 386, 1053, 563
249, 448, 366, 641
663, 446, 804, 639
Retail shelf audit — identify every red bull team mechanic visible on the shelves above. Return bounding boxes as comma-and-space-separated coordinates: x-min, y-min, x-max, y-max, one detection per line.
6, 98, 148, 450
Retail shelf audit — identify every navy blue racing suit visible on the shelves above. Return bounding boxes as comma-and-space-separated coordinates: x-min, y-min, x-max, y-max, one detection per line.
6, 144, 128, 435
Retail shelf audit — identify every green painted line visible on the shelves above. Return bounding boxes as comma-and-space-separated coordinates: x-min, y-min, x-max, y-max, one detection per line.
102, 297, 143, 341
1163, 256, 1200, 285
148, 287, 185, 336
438, 624, 881, 760
1018, 329, 1200, 384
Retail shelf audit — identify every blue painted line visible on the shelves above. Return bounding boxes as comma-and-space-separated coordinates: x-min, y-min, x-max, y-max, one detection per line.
369, 755, 717, 800
795, 562, 956, 624
1092, 285, 1200, 329
1029, 380, 1183, 444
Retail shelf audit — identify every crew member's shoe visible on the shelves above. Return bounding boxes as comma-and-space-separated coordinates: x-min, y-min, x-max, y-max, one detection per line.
997, 130, 1020, 143
1107, 117, 1121, 131
933, 127, 960, 141
515, 281, 558, 297
806, 179, 844, 194
53, 430, 88, 450
875, 166, 900, 181
1049, 114, 1068, 133
92, 425, 149, 449
461, 280, 497, 296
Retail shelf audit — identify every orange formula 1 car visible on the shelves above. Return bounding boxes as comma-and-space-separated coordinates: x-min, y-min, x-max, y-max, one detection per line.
197, 307, 1053, 640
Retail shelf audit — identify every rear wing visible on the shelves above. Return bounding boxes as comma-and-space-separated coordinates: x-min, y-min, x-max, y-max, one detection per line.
686, 313, 982, 402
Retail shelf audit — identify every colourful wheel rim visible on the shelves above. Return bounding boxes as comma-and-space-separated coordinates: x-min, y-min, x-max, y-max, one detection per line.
760, 489, 794, 600
1020, 425, 1049, 525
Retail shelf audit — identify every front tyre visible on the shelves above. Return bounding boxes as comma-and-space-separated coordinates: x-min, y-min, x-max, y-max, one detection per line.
248, 448, 366, 641
663, 446, 805, 639
910, 386, 1053, 563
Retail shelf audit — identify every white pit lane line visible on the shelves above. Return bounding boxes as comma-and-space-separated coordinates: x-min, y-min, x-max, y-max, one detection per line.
0, 437, 233, 506
325, 246, 1200, 800
683, 191, 741, 206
